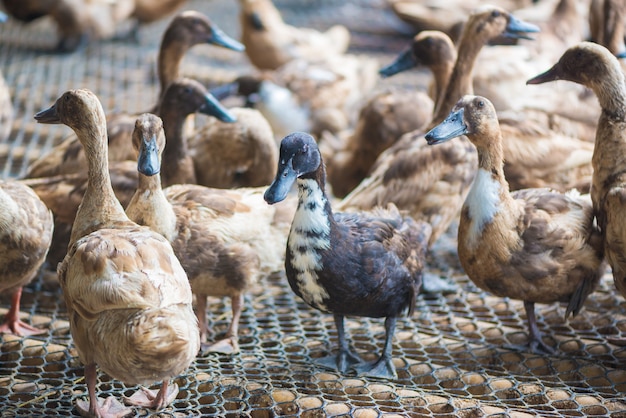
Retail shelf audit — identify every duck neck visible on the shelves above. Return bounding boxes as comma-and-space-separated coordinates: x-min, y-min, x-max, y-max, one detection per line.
159, 106, 196, 186
432, 28, 484, 125
431, 59, 456, 114
594, 62, 626, 120
157, 36, 187, 99
291, 165, 333, 250
126, 172, 177, 242
476, 135, 507, 186
603, 0, 626, 55
70, 115, 129, 244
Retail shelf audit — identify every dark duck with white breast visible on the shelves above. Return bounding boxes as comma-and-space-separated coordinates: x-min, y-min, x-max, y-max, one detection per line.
425, 95, 606, 353
264, 132, 431, 379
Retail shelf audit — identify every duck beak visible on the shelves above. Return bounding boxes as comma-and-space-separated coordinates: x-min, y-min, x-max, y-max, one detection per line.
526, 65, 559, 85
425, 108, 467, 145
264, 160, 297, 204
137, 135, 160, 176
0, 11, 7, 23
199, 94, 237, 123
503, 15, 540, 40
34, 103, 61, 124
209, 25, 245, 52
616, 51, 626, 59
379, 48, 419, 78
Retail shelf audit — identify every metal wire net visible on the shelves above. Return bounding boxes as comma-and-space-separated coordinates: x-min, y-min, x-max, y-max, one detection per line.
0, 0, 625, 417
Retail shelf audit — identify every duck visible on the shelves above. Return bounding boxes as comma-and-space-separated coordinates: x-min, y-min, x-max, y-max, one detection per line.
126, 113, 287, 353
25, 10, 244, 179
35, 88, 200, 417
0, 180, 53, 336
1, 0, 135, 53
264, 132, 431, 379
338, 5, 539, 248
188, 106, 278, 188
323, 30, 456, 199
23, 78, 235, 269
424, 94, 606, 353
238, 0, 350, 71
526, 42, 626, 338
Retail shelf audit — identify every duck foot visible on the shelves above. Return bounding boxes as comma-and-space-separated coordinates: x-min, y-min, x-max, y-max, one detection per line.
352, 356, 397, 380
201, 336, 239, 355
76, 396, 132, 418
123, 383, 178, 409
0, 319, 45, 337
314, 349, 363, 374
421, 272, 457, 294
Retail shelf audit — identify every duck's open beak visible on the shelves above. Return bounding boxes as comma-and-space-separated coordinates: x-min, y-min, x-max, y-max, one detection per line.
34, 103, 61, 124
137, 134, 161, 176
425, 108, 468, 145
379, 48, 419, 78
264, 160, 297, 205
503, 15, 540, 40
526, 65, 559, 85
199, 93, 237, 123
210, 25, 245, 52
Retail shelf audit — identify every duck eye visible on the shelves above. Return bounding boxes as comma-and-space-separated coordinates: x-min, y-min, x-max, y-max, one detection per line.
477, 100, 484, 108
491, 10, 501, 18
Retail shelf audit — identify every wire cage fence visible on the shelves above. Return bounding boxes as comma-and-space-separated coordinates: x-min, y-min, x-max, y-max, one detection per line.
0, 0, 625, 417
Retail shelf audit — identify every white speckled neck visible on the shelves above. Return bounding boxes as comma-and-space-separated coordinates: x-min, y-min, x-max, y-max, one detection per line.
287, 178, 331, 310
464, 168, 502, 248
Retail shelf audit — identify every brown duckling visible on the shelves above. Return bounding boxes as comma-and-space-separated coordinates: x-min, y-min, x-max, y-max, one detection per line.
25, 10, 243, 179
35, 88, 200, 417
324, 30, 456, 199
127, 113, 287, 353
425, 95, 606, 353
527, 42, 626, 337
1, 0, 135, 53
264, 132, 431, 379
0, 180, 53, 336
238, 0, 350, 71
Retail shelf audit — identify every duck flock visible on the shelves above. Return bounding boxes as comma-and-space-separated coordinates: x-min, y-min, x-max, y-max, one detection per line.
0, 0, 626, 416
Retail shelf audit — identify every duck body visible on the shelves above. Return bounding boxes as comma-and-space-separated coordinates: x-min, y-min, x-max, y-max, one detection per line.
528, 42, 626, 300
35, 89, 199, 417
127, 114, 286, 353
238, 0, 350, 71
425, 95, 605, 353
264, 132, 431, 379
188, 106, 278, 189
0, 180, 53, 336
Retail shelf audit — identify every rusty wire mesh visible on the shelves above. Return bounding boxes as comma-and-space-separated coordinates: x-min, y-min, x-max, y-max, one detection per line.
0, 0, 625, 417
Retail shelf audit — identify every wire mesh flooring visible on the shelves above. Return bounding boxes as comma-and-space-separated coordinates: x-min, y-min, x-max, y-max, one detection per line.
0, 0, 625, 417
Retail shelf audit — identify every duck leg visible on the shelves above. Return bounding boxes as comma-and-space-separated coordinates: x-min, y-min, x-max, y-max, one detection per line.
524, 301, 556, 354
124, 379, 179, 410
314, 314, 362, 373
76, 363, 131, 418
0, 287, 44, 336
352, 316, 398, 379
202, 293, 243, 354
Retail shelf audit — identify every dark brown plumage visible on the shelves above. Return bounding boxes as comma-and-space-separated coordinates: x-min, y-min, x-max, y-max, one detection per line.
264, 132, 431, 379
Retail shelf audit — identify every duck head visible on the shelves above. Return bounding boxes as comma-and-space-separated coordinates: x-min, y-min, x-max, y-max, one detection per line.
168, 10, 245, 52
264, 132, 321, 204
35, 89, 105, 135
159, 78, 237, 123
379, 30, 456, 78
464, 5, 540, 43
526, 42, 617, 87
425, 95, 498, 146
133, 114, 166, 177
